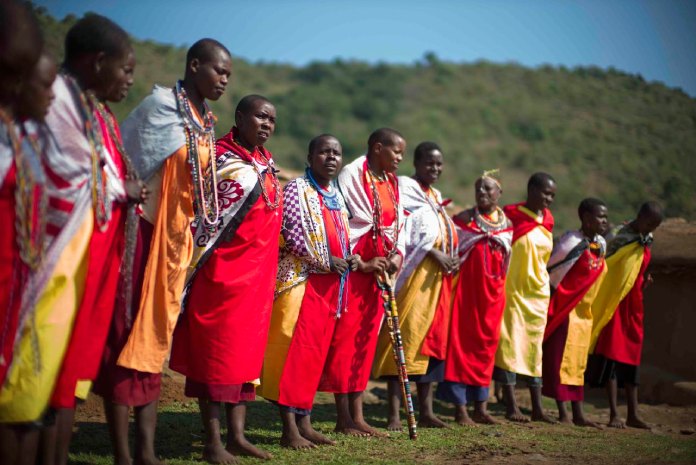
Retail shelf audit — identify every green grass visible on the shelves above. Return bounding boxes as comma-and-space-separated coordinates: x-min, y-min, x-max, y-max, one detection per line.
68, 396, 696, 465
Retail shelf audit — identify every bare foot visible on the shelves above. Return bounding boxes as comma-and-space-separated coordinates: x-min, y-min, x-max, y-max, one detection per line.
472, 411, 499, 425
608, 416, 626, 429
335, 426, 369, 436
203, 444, 237, 465
298, 425, 336, 446
455, 406, 476, 426
531, 411, 557, 424
418, 415, 449, 428
280, 433, 316, 450
573, 418, 602, 429
559, 416, 573, 425
626, 416, 650, 429
455, 416, 477, 426
334, 419, 370, 437
354, 420, 389, 437
505, 410, 530, 423
227, 437, 272, 460
386, 417, 403, 432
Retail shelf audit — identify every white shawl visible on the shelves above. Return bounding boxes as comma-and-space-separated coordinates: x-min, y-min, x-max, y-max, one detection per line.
395, 176, 455, 293
121, 85, 187, 182
548, 230, 606, 289
336, 155, 405, 255
455, 209, 513, 270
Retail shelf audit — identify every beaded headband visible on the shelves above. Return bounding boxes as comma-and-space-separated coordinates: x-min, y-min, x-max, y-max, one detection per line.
479, 168, 502, 189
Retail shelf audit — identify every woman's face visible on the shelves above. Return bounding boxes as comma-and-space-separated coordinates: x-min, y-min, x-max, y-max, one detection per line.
475, 177, 502, 212
94, 47, 135, 103
308, 136, 343, 185
17, 54, 57, 121
236, 99, 276, 150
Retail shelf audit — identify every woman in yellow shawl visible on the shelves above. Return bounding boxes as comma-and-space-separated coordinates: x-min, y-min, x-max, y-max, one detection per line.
372, 142, 458, 430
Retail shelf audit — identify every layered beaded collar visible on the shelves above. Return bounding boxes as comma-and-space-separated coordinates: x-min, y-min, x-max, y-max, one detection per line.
173, 80, 220, 230
305, 167, 341, 211
473, 207, 508, 233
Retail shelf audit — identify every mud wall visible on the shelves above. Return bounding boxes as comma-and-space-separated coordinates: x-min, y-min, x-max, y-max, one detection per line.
643, 266, 696, 381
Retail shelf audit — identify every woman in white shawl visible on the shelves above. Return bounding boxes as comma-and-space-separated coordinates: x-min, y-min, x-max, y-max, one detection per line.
372, 141, 458, 430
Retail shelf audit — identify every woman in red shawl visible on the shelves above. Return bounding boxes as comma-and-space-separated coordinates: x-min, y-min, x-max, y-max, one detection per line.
434, 171, 513, 425
170, 95, 281, 463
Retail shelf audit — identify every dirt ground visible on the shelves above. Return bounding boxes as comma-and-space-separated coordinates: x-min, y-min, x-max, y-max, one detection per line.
73, 218, 696, 464
75, 370, 696, 450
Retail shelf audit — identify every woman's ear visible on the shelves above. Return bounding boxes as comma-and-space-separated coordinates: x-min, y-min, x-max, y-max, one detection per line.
189, 57, 200, 75
94, 51, 106, 74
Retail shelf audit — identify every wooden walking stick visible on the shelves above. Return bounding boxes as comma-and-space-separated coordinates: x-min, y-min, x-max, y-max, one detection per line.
378, 271, 418, 440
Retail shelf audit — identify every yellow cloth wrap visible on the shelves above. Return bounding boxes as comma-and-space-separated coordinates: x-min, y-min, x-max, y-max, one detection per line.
495, 224, 553, 377
559, 265, 608, 385
588, 243, 645, 352
0, 213, 93, 422
257, 282, 307, 402
372, 250, 444, 378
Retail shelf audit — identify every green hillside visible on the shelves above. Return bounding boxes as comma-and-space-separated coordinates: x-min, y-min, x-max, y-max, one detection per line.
36, 8, 696, 231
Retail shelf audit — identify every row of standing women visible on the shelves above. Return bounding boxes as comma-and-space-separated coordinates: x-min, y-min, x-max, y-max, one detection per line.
0, 5, 663, 465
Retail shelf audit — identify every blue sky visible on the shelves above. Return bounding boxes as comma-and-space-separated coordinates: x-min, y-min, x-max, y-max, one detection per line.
35, 0, 696, 96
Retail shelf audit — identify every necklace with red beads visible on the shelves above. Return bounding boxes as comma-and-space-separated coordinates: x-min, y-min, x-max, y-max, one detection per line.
366, 163, 399, 256
234, 140, 281, 210
474, 207, 509, 280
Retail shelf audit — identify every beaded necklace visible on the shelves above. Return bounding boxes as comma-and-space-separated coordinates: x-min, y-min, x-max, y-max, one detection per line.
419, 181, 456, 258
17, 124, 49, 270
473, 207, 508, 280
62, 72, 111, 230
366, 163, 399, 257
474, 206, 507, 233
586, 234, 605, 270
89, 95, 142, 327
306, 167, 341, 210
306, 168, 350, 316
89, 94, 137, 181
0, 110, 47, 270
0, 112, 48, 369
174, 81, 220, 230
234, 137, 281, 210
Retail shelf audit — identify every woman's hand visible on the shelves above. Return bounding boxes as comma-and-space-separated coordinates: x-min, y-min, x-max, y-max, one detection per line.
345, 254, 361, 271
357, 256, 389, 274
387, 252, 403, 275
330, 256, 350, 275
429, 249, 459, 274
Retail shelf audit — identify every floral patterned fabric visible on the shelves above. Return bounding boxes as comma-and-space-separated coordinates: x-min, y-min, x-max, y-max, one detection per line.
276, 176, 349, 296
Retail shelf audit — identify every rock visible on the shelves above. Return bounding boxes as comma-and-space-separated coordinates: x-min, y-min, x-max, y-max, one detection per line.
639, 366, 696, 406
680, 428, 695, 435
